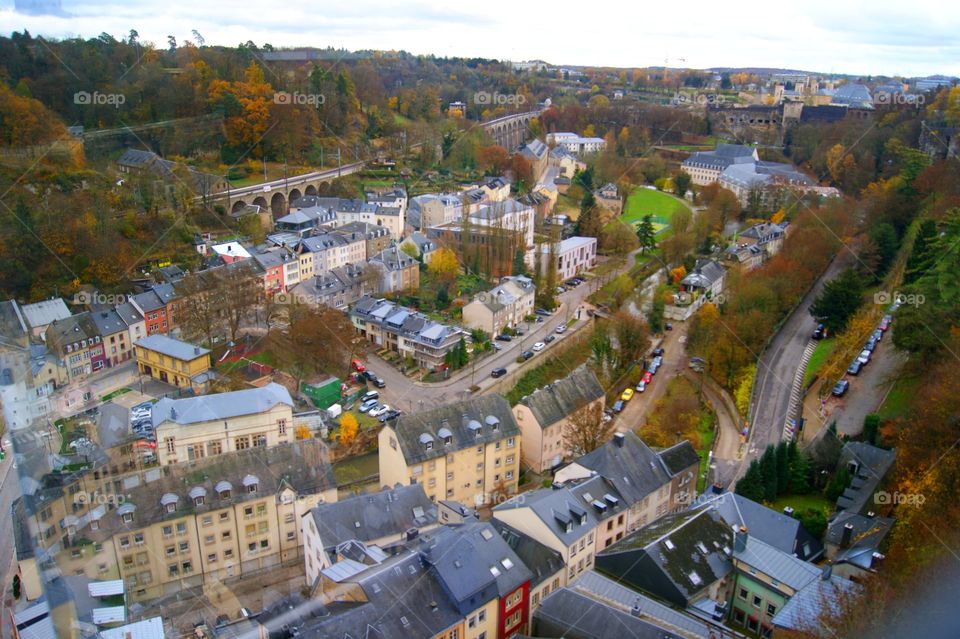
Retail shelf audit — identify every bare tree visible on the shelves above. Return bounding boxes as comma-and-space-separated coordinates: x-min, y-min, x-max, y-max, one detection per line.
175, 272, 223, 345
562, 401, 614, 457
613, 310, 651, 368
219, 263, 260, 342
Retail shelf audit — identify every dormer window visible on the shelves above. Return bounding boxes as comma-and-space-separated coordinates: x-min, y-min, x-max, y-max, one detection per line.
118, 503, 136, 524
160, 493, 179, 513
242, 475, 259, 494
419, 433, 435, 451
215, 481, 233, 500
189, 486, 207, 507
437, 427, 453, 446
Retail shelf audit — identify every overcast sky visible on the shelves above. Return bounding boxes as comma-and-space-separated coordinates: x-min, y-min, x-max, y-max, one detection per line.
2, 0, 958, 77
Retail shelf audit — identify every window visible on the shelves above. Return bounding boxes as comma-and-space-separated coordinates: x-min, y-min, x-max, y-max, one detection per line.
134, 533, 145, 545
224, 549, 234, 559
506, 455, 514, 465
244, 506, 254, 518
165, 437, 176, 454
222, 530, 232, 541
202, 516, 213, 527
119, 536, 130, 549
165, 545, 176, 557
252, 433, 267, 448
178, 541, 189, 553
278, 419, 287, 435
286, 531, 296, 541
219, 511, 230, 522
477, 610, 485, 623
219, 488, 231, 500
168, 564, 179, 577
507, 437, 515, 448
739, 587, 748, 601
468, 616, 476, 629
257, 503, 267, 516
208, 553, 218, 563
284, 513, 295, 524
176, 522, 187, 535
122, 511, 134, 524
207, 440, 222, 456
767, 603, 777, 616
753, 595, 762, 608
235, 436, 251, 451
181, 561, 192, 574
505, 470, 514, 480
204, 535, 214, 544
259, 539, 269, 549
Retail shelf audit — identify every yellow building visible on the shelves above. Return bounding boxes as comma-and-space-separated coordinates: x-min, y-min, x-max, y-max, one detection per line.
151, 382, 294, 466
378, 394, 521, 507
134, 334, 211, 391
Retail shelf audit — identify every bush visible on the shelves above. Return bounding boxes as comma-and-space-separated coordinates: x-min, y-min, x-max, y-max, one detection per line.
797, 508, 828, 538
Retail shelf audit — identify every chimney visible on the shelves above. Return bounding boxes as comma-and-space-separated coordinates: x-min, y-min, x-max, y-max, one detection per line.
783, 506, 795, 518
405, 528, 419, 541
613, 432, 625, 448
821, 564, 833, 581
840, 522, 854, 548
194, 347, 201, 355
170, 407, 177, 420
551, 481, 564, 490
734, 526, 748, 553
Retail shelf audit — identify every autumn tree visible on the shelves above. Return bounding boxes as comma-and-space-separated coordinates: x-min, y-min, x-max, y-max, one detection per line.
562, 402, 614, 457
175, 272, 223, 345
339, 413, 359, 446
268, 305, 356, 390
295, 424, 312, 440
673, 171, 692, 198
613, 311, 650, 367
208, 61, 273, 157
219, 263, 261, 342
428, 247, 460, 287
601, 221, 639, 255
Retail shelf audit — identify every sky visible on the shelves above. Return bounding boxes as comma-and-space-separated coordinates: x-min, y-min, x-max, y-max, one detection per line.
1, 0, 959, 77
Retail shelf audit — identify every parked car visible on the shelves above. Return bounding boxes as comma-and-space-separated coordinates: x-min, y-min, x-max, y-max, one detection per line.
544, 335, 556, 344
621, 388, 634, 401
378, 409, 402, 423
368, 404, 390, 418
535, 308, 552, 317
514, 328, 526, 336
642, 371, 653, 384
652, 347, 665, 357
361, 390, 380, 402
813, 324, 825, 340
612, 400, 625, 413
358, 399, 379, 413
832, 380, 850, 397
865, 337, 878, 352
653, 356, 663, 366
532, 342, 545, 352
372, 377, 386, 388
496, 334, 513, 342
664, 322, 673, 331
555, 325, 567, 334
556, 286, 566, 294
636, 380, 646, 392
879, 315, 892, 331
847, 360, 864, 375
857, 349, 872, 366
352, 359, 365, 372
872, 329, 883, 342
493, 342, 502, 351
490, 367, 507, 378
521, 350, 534, 360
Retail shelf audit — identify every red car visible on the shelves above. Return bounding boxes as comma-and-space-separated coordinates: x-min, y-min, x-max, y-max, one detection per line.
352, 359, 366, 373
642, 371, 653, 384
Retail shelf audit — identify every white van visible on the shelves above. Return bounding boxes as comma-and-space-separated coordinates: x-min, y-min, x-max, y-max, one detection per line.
326, 403, 342, 419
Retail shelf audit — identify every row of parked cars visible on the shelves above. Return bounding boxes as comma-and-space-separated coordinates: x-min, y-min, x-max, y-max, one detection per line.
610, 347, 666, 413
831, 312, 894, 397
357, 390, 401, 422
130, 401, 155, 441
556, 277, 586, 295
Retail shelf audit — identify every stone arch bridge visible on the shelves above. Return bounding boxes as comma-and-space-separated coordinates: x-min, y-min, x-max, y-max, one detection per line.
480, 109, 545, 150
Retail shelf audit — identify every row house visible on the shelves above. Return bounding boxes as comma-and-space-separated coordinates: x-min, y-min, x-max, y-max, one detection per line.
378, 393, 522, 507
44, 312, 106, 382
367, 246, 420, 294
274, 205, 337, 235
350, 296, 465, 370
20, 298, 72, 340
130, 283, 178, 336
555, 432, 701, 532
462, 275, 536, 338
399, 231, 438, 264
289, 263, 374, 311
365, 187, 408, 237
150, 382, 295, 466
134, 334, 212, 392
408, 193, 464, 230
332, 221, 392, 258
512, 365, 605, 473
253, 247, 299, 293
492, 474, 631, 584
296, 234, 352, 280
89, 308, 133, 368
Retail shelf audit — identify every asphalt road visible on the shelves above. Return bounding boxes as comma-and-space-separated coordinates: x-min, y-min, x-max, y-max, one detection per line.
731, 253, 851, 486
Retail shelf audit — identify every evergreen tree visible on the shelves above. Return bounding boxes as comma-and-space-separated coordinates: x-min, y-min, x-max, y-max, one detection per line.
759, 445, 778, 501
636, 214, 657, 254
735, 460, 766, 502
775, 441, 790, 495
824, 466, 852, 502
789, 452, 811, 494
512, 248, 527, 276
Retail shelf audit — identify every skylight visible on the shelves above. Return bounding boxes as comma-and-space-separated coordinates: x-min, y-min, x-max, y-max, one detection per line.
490, 566, 501, 577
501, 558, 514, 570
664, 539, 676, 550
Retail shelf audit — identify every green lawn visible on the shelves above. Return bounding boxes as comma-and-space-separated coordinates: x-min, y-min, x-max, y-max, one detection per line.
803, 338, 837, 387
333, 451, 380, 484
768, 494, 833, 516
878, 375, 921, 420
622, 188, 687, 225
697, 411, 716, 493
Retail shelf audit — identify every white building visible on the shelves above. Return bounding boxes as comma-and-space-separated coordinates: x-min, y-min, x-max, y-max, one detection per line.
546, 132, 607, 156
538, 236, 597, 281
462, 275, 536, 336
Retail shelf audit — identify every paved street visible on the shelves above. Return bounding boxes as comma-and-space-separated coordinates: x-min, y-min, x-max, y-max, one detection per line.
613, 324, 689, 432
730, 253, 851, 486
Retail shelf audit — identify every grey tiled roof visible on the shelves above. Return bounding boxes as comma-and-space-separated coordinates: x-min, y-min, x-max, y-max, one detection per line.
414, 521, 533, 611
519, 365, 605, 429
389, 393, 519, 465
834, 442, 896, 514
491, 520, 564, 588
535, 586, 689, 639
20, 298, 71, 328
571, 432, 672, 505
135, 334, 209, 360
658, 441, 700, 476
151, 382, 292, 427
308, 484, 436, 554
772, 573, 860, 631
701, 492, 822, 561
681, 259, 726, 289
734, 535, 820, 591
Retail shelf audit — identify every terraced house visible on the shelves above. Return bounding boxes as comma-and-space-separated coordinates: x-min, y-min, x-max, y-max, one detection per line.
134, 334, 211, 391
378, 394, 521, 506
350, 296, 465, 369
150, 383, 295, 466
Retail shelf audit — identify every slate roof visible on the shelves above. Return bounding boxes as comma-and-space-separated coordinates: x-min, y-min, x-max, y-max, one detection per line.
681, 259, 726, 289
0, 300, 28, 343
20, 298, 71, 329
535, 586, 688, 639
369, 246, 416, 272
595, 506, 734, 606
702, 492, 823, 561
825, 511, 894, 572
494, 474, 628, 547
151, 382, 292, 427
734, 535, 820, 592
772, 573, 860, 632
83, 440, 335, 543
415, 522, 533, 613
45, 312, 99, 352
520, 138, 548, 161
682, 144, 757, 171
658, 441, 701, 476
135, 334, 209, 361
491, 520, 565, 588
294, 551, 462, 639
569, 432, 673, 504
470, 198, 531, 221
388, 394, 519, 465
519, 365, 605, 430
308, 484, 436, 554
834, 442, 896, 514
740, 222, 785, 243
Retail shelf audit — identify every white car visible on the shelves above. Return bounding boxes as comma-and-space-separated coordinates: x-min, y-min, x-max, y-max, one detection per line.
636, 380, 646, 392
532, 342, 545, 352
368, 404, 390, 418
555, 325, 567, 334
857, 349, 871, 366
